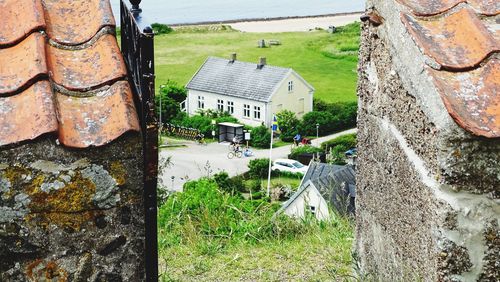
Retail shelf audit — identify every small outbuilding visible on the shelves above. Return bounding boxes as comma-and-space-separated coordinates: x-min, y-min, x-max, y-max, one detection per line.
218, 122, 244, 143
277, 162, 356, 221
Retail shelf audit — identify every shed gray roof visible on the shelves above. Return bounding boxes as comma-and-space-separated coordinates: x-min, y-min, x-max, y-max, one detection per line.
279, 162, 356, 212
186, 57, 307, 102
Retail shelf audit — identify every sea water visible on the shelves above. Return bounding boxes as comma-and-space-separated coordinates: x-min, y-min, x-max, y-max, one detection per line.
111, 0, 364, 25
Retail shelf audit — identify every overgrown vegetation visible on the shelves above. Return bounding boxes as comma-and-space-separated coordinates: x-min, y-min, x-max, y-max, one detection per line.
152, 23, 174, 34
289, 145, 324, 160
323, 133, 357, 165
158, 176, 354, 281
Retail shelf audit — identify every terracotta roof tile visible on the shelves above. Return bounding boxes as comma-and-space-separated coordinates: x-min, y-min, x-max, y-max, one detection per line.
0, 0, 140, 147
430, 59, 499, 138
0, 32, 47, 95
399, 0, 499, 138
0, 81, 58, 146
401, 7, 498, 70
396, 0, 464, 16
55, 82, 140, 148
47, 34, 127, 91
0, 0, 46, 46
42, 0, 116, 45
467, 0, 500, 16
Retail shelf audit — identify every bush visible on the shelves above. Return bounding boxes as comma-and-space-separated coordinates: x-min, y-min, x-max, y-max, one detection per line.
321, 133, 357, 151
289, 145, 324, 160
276, 110, 300, 142
248, 158, 270, 179
313, 100, 357, 133
151, 23, 173, 34
300, 111, 339, 136
156, 80, 187, 124
250, 125, 271, 148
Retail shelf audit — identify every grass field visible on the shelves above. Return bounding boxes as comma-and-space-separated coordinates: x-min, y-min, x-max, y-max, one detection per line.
159, 224, 354, 281
154, 23, 360, 103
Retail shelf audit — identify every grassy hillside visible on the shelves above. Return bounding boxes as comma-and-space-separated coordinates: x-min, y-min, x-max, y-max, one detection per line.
154, 23, 360, 103
158, 177, 354, 281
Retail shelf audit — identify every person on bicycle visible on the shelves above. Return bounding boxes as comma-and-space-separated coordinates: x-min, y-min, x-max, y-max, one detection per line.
195, 133, 204, 143
293, 133, 302, 146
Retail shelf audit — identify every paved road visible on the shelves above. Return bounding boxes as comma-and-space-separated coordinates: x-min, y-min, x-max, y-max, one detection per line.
159, 128, 357, 191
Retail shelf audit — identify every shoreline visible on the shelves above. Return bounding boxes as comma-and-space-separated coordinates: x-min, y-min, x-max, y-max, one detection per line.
169, 11, 364, 27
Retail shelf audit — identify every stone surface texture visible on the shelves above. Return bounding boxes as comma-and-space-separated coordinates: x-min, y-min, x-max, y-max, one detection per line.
0, 134, 145, 281
356, 0, 499, 280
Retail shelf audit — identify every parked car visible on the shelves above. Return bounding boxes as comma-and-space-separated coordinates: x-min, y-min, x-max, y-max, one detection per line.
272, 159, 309, 174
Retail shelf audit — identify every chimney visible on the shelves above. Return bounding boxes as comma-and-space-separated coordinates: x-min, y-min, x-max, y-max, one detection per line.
257, 57, 266, 69
229, 53, 237, 63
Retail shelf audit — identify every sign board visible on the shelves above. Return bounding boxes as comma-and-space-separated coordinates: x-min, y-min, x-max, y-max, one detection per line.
244, 132, 251, 140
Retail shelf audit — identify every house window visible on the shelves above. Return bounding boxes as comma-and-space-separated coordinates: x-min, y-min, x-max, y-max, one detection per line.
288, 81, 294, 92
298, 98, 305, 114
243, 104, 251, 117
253, 106, 261, 120
309, 205, 316, 216
227, 101, 234, 114
277, 104, 283, 111
217, 99, 224, 112
198, 96, 205, 109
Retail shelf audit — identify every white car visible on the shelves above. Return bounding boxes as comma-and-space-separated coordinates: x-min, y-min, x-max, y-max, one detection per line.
272, 159, 308, 174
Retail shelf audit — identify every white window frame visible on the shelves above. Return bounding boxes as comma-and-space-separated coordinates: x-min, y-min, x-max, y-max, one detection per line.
227, 101, 234, 114
198, 96, 205, 109
288, 81, 294, 92
253, 106, 261, 120
243, 104, 251, 118
217, 99, 224, 112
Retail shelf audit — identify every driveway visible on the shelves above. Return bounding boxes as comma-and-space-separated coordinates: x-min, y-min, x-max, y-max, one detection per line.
159, 128, 357, 191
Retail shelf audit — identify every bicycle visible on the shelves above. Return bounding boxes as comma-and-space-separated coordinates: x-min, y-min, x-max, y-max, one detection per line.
227, 150, 243, 159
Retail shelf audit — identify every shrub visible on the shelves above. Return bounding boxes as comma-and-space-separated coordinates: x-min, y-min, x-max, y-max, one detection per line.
248, 158, 270, 179
151, 23, 173, 34
276, 110, 300, 142
250, 125, 271, 148
321, 133, 357, 151
289, 145, 324, 160
300, 111, 339, 136
156, 80, 187, 124
313, 100, 357, 133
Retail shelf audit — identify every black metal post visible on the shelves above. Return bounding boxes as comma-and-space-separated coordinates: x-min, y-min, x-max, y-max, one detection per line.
120, 1, 158, 281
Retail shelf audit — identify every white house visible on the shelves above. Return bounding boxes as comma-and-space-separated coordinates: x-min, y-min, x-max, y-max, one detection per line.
185, 55, 315, 127
278, 162, 356, 221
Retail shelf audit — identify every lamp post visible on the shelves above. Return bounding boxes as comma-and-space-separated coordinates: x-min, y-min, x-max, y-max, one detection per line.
316, 123, 319, 140
159, 84, 165, 144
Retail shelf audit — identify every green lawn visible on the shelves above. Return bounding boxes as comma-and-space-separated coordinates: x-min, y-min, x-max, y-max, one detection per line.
154, 23, 360, 103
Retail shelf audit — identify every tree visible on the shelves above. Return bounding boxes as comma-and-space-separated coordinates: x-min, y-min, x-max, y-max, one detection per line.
276, 110, 300, 142
250, 125, 271, 148
300, 111, 338, 136
156, 80, 187, 124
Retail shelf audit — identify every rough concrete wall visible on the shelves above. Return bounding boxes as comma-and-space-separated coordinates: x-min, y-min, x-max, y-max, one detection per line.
356, 5, 500, 280
0, 133, 145, 281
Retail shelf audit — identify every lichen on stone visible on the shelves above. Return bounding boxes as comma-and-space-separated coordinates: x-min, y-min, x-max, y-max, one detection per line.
109, 161, 127, 186
82, 165, 120, 209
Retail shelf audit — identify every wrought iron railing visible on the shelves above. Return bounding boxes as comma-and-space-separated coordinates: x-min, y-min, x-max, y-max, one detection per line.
120, 1, 158, 281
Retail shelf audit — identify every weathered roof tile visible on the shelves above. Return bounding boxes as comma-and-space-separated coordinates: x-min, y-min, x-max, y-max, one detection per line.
0, 0, 140, 148
0, 32, 47, 95
55, 82, 140, 148
0, 81, 58, 146
429, 59, 499, 138
42, 0, 116, 45
396, 0, 464, 16
399, 0, 499, 138
401, 7, 498, 70
0, 0, 46, 46
47, 34, 127, 91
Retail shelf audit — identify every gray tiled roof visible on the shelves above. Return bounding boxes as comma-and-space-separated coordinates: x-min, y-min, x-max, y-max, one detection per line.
186, 57, 292, 102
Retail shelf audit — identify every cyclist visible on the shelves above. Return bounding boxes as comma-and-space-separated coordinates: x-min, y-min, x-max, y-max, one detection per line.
293, 133, 302, 146
195, 133, 205, 144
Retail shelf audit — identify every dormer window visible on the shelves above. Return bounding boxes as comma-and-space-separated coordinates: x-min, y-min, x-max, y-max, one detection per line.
288, 81, 294, 92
